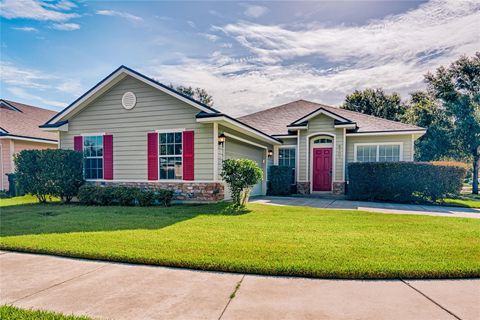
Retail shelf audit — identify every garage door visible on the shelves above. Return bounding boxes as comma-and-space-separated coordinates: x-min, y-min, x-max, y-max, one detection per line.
225, 138, 265, 197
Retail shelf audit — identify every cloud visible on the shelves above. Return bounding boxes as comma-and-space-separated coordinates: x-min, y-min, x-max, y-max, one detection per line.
12, 26, 38, 32
50, 22, 80, 31
242, 4, 268, 18
0, 61, 53, 89
199, 33, 219, 42
148, 0, 479, 116
7, 87, 66, 109
96, 9, 143, 22
43, 0, 77, 10
187, 20, 196, 28
0, 0, 79, 21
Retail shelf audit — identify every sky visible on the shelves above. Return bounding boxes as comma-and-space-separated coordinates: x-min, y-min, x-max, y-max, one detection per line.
0, 0, 479, 117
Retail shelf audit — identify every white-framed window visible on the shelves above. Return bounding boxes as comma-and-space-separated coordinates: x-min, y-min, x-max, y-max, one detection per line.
83, 135, 103, 179
354, 143, 402, 162
278, 147, 296, 184
159, 132, 182, 180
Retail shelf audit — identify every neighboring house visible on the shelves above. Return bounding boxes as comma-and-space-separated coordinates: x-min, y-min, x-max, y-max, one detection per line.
0, 99, 58, 191
41, 66, 426, 201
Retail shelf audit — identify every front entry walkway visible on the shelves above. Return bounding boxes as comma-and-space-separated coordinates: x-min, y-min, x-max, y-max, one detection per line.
1, 251, 479, 320
251, 196, 480, 219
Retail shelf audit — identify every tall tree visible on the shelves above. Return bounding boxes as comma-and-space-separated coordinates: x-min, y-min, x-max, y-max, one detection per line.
174, 85, 214, 106
342, 88, 405, 121
425, 53, 480, 194
402, 91, 457, 161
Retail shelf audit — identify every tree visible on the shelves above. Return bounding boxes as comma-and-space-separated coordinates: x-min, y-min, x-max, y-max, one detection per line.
342, 88, 405, 121
173, 85, 214, 106
425, 53, 480, 194
402, 91, 457, 161
221, 159, 263, 207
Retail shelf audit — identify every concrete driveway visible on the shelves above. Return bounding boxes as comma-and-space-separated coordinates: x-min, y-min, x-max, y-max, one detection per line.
251, 196, 480, 219
1, 251, 479, 320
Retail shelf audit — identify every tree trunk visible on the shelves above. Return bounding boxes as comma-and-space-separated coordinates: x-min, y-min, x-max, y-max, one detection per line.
473, 152, 479, 195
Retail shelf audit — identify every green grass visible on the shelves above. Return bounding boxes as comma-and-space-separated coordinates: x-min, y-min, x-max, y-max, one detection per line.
0, 195, 59, 207
442, 198, 480, 208
1, 202, 479, 279
0, 305, 91, 320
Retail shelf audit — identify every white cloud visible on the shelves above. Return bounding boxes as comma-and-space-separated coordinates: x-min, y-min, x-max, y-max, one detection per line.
12, 26, 38, 32
149, 0, 480, 116
0, 61, 52, 89
96, 9, 143, 22
43, 0, 77, 11
187, 20, 196, 28
7, 87, 66, 109
56, 79, 82, 95
0, 0, 79, 21
199, 33, 219, 42
242, 4, 268, 18
51, 22, 80, 31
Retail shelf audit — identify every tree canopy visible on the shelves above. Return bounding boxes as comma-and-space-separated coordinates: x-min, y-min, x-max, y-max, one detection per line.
342, 88, 405, 121
173, 85, 214, 106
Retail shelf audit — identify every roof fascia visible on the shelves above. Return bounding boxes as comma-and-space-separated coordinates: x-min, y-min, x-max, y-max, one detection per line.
290, 107, 352, 125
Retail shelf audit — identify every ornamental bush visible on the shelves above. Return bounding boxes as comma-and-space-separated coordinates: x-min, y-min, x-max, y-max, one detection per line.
77, 185, 173, 207
267, 166, 292, 196
14, 149, 84, 203
347, 162, 466, 203
221, 159, 263, 207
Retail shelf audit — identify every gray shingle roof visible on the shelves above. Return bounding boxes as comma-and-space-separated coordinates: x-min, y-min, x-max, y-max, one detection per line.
238, 100, 424, 136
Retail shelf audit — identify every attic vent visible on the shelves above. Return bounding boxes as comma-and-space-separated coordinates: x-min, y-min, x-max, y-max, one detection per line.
122, 92, 136, 110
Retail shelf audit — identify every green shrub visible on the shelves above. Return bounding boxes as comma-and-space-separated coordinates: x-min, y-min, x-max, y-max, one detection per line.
77, 185, 173, 207
114, 186, 137, 206
0, 191, 10, 199
14, 149, 84, 203
138, 189, 155, 206
77, 185, 97, 205
97, 186, 116, 205
347, 162, 466, 203
268, 166, 292, 196
221, 159, 263, 207
155, 189, 174, 206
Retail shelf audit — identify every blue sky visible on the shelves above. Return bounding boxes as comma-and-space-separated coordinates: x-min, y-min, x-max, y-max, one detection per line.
1, 0, 479, 116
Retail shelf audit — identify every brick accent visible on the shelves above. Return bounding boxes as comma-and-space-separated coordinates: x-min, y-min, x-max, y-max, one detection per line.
332, 182, 346, 195
90, 181, 224, 202
296, 182, 310, 194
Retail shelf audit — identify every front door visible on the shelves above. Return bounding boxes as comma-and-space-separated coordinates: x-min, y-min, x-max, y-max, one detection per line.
312, 148, 332, 191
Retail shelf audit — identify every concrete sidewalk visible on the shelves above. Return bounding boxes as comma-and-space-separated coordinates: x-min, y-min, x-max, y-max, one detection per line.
1, 251, 479, 320
251, 196, 480, 219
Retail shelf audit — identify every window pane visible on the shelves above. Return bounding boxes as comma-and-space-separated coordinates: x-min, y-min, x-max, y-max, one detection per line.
167, 144, 174, 155
167, 133, 174, 143
175, 132, 182, 143
83, 136, 104, 180
174, 144, 182, 155
160, 133, 166, 144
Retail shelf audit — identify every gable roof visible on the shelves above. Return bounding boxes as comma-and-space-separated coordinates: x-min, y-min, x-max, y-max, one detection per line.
238, 100, 425, 136
42, 65, 221, 127
0, 99, 58, 142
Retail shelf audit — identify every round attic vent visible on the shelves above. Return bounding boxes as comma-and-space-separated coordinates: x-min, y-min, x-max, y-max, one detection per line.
122, 92, 136, 110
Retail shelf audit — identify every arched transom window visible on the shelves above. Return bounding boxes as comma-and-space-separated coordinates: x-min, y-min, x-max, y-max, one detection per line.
313, 137, 333, 144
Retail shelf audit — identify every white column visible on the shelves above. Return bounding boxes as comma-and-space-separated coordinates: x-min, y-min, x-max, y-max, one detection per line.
213, 122, 218, 181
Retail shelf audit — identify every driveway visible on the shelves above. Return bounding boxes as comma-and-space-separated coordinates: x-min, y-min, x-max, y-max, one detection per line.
251, 196, 480, 219
1, 251, 479, 320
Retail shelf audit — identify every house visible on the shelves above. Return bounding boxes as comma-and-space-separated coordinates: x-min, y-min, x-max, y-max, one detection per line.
41, 66, 426, 201
0, 99, 58, 191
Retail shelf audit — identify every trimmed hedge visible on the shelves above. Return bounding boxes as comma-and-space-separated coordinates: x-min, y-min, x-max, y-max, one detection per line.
267, 166, 293, 196
78, 185, 173, 207
347, 162, 466, 203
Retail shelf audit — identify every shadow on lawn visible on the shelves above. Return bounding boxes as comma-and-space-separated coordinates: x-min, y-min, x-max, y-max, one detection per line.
0, 202, 250, 237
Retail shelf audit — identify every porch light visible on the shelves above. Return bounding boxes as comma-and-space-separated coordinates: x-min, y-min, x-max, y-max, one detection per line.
218, 133, 226, 144
268, 150, 273, 157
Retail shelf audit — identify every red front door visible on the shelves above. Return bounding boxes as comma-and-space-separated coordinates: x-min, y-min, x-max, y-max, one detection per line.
312, 148, 332, 191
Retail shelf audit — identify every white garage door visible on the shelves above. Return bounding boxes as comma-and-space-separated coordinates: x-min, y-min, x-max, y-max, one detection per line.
225, 138, 265, 197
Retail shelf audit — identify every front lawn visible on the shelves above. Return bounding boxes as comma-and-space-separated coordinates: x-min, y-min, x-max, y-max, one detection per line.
0, 305, 91, 320
1, 202, 479, 279
0, 195, 59, 207
442, 197, 480, 208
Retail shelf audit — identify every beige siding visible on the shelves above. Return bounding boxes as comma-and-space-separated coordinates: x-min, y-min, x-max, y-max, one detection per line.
346, 134, 414, 164
298, 114, 345, 182
60, 76, 214, 180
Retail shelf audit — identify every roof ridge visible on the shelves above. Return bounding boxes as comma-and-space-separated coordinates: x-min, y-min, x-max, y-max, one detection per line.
238, 99, 322, 119
325, 105, 422, 129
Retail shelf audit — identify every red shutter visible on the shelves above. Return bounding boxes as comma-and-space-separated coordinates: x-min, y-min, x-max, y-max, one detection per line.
103, 135, 113, 180
147, 132, 158, 180
74, 136, 83, 152
183, 130, 194, 180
